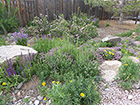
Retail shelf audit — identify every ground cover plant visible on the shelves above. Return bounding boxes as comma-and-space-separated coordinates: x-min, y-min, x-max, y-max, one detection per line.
117, 57, 140, 90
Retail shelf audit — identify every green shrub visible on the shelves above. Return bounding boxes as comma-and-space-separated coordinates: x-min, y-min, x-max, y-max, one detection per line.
117, 57, 140, 90
33, 37, 71, 53
44, 76, 101, 105
23, 14, 50, 36
0, 0, 19, 34
71, 13, 99, 27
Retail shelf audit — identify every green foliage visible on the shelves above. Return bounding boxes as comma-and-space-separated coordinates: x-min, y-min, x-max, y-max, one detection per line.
71, 13, 99, 27
118, 57, 140, 90
0, 94, 10, 105
0, 36, 8, 46
0, 0, 19, 34
33, 37, 71, 53
106, 23, 110, 27
23, 14, 50, 36
45, 76, 101, 105
121, 39, 135, 56
24, 13, 98, 45
98, 41, 112, 47
116, 31, 133, 37
103, 49, 115, 60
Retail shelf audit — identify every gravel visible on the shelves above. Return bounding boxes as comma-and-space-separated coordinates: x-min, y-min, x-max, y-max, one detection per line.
99, 81, 140, 105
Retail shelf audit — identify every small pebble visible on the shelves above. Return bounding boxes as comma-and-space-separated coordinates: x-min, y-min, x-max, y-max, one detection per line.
34, 100, 40, 105
17, 91, 21, 96
128, 95, 133, 100
37, 95, 43, 101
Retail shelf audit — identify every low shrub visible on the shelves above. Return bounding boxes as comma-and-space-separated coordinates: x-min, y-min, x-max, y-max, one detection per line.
117, 57, 140, 90
33, 37, 71, 53
23, 14, 50, 36
40, 76, 101, 105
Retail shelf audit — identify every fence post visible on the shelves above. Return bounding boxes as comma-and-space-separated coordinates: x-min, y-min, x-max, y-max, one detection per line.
16, 0, 22, 26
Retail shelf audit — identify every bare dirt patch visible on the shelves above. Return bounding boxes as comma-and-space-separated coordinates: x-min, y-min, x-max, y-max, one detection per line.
97, 20, 138, 39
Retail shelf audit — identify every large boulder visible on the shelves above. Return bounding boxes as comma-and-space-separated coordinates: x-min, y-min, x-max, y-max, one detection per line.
99, 60, 122, 82
0, 45, 38, 64
102, 36, 121, 46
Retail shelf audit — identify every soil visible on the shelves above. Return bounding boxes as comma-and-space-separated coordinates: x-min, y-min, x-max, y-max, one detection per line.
97, 20, 138, 39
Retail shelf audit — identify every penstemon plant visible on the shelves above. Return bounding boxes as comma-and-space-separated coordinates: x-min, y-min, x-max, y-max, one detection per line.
12, 31, 28, 46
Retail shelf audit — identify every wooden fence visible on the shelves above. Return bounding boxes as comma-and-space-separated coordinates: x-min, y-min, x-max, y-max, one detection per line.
1, 0, 113, 26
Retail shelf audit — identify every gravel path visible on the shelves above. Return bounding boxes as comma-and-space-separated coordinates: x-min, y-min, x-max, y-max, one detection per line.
99, 81, 140, 105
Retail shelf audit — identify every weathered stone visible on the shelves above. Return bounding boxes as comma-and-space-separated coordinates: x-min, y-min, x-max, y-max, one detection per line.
100, 60, 122, 82
34, 100, 40, 105
128, 95, 133, 100
37, 95, 43, 101
17, 82, 23, 90
0, 45, 38, 64
102, 36, 121, 45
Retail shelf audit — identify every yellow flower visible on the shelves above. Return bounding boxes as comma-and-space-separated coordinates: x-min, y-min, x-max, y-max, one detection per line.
2, 82, 6, 86
44, 97, 46, 100
27, 44, 30, 47
107, 48, 109, 50
105, 55, 108, 57
56, 81, 59, 84
112, 53, 114, 55
80, 93, 85, 97
125, 52, 127, 54
82, 41, 83, 43
70, 80, 72, 83
125, 64, 128, 66
52, 81, 55, 84
42, 82, 46, 86
109, 52, 112, 55
94, 44, 96, 46
104, 50, 107, 52
5, 41, 8, 43
136, 57, 139, 59
112, 49, 114, 51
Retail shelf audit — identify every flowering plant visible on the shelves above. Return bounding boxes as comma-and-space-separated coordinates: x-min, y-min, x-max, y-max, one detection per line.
117, 57, 140, 90
12, 31, 28, 46
23, 14, 50, 36
43, 76, 100, 105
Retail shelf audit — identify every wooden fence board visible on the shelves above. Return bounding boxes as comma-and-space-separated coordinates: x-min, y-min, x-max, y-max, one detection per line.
6, 0, 113, 26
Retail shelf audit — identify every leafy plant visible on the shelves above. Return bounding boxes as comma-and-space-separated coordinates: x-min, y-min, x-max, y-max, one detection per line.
45, 76, 101, 105
117, 57, 140, 90
23, 14, 50, 36
0, 94, 10, 105
106, 23, 110, 27
12, 31, 28, 46
0, 0, 19, 35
